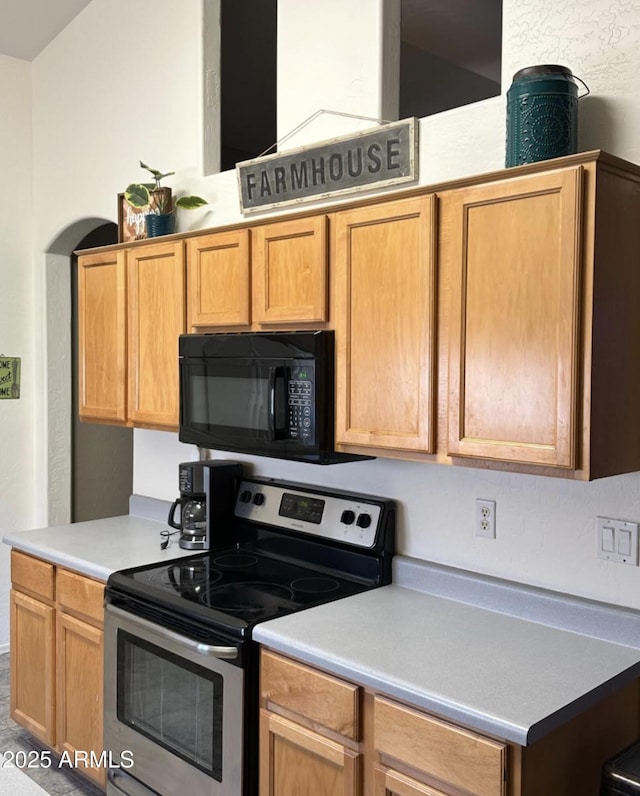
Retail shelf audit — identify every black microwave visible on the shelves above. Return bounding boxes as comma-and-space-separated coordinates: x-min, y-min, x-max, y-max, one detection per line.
179, 330, 371, 464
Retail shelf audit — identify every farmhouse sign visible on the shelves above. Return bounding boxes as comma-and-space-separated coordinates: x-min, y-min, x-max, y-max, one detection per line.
237, 118, 419, 212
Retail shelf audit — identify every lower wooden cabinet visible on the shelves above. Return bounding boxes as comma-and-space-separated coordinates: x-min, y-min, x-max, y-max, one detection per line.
260, 710, 361, 796
10, 589, 56, 746
10, 550, 106, 788
260, 650, 640, 796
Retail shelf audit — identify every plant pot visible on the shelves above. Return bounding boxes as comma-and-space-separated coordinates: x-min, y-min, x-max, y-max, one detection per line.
146, 213, 175, 238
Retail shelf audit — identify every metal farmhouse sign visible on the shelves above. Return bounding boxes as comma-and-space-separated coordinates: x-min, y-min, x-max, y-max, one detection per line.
237, 118, 419, 212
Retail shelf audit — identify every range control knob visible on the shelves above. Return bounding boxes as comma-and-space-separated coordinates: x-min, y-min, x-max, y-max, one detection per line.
340, 509, 356, 525
356, 513, 372, 529
252, 492, 265, 506
240, 490, 252, 503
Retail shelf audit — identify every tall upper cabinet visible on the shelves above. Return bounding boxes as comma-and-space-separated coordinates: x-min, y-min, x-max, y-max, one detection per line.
78, 239, 185, 431
447, 166, 583, 469
77, 249, 127, 424
441, 156, 640, 479
333, 195, 437, 453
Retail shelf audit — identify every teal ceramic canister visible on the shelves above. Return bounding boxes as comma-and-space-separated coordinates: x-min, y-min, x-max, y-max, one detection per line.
505, 65, 589, 167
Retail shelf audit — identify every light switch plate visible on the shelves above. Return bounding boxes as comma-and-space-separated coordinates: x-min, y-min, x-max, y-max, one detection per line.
596, 517, 639, 565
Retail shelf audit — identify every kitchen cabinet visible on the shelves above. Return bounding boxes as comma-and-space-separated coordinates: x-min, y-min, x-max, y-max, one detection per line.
260, 649, 362, 796
127, 239, 186, 428
77, 249, 127, 424
78, 239, 185, 430
443, 156, 640, 478
10, 550, 106, 788
334, 195, 437, 453
260, 649, 639, 796
186, 229, 251, 328
187, 215, 329, 331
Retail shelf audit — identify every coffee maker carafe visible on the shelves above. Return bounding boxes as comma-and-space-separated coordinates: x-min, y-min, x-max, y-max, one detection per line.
168, 460, 243, 550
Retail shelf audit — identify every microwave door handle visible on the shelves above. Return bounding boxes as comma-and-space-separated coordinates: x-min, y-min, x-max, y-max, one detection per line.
268, 366, 289, 440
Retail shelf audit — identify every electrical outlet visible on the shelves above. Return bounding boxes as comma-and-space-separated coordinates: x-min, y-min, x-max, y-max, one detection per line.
476, 498, 496, 539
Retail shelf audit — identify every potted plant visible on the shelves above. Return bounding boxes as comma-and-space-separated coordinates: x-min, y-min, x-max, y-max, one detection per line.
125, 161, 207, 237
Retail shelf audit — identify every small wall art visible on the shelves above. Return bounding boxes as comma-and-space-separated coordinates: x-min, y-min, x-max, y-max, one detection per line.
0, 356, 20, 399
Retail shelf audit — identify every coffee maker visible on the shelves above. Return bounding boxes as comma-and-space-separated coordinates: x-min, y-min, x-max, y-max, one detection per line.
168, 460, 243, 550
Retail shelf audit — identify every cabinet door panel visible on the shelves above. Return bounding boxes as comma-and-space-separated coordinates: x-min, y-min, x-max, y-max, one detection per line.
56, 612, 105, 786
253, 216, 328, 324
78, 250, 127, 423
335, 196, 436, 452
260, 709, 360, 796
448, 167, 583, 467
187, 230, 251, 328
128, 241, 185, 428
10, 590, 55, 746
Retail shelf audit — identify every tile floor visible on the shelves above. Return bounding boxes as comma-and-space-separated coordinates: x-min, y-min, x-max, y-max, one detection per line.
0, 653, 104, 795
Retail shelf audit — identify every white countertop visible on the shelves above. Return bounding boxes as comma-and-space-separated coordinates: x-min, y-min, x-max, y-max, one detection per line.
253, 557, 640, 746
6, 509, 640, 748
2, 498, 194, 581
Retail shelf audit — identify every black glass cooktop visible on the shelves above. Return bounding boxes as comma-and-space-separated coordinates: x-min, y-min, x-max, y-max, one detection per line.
107, 541, 377, 638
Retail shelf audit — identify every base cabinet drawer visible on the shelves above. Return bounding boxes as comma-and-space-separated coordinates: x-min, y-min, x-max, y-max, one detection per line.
374, 696, 506, 796
261, 649, 360, 741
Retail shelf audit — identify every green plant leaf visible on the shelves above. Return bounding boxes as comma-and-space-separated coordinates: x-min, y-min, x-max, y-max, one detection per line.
175, 195, 207, 210
124, 183, 151, 208
140, 161, 175, 183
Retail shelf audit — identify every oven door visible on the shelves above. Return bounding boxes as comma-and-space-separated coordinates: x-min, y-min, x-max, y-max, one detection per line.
104, 603, 245, 796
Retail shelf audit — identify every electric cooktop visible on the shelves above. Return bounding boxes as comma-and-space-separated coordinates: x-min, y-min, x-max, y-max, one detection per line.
107, 478, 396, 640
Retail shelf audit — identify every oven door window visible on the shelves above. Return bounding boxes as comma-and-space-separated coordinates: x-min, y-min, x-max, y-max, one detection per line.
117, 630, 223, 781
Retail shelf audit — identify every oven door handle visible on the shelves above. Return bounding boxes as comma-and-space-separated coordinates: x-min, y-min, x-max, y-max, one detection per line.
106, 603, 239, 660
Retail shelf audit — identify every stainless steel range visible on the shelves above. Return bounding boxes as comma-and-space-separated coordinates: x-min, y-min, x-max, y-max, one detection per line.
104, 475, 395, 796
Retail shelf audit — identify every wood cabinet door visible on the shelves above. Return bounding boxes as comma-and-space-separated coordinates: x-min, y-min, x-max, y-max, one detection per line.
77, 250, 127, 423
374, 766, 447, 796
447, 167, 583, 468
10, 590, 56, 746
56, 612, 105, 786
187, 229, 251, 328
334, 196, 437, 452
260, 709, 361, 796
252, 216, 328, 325
127, 241, 185, 429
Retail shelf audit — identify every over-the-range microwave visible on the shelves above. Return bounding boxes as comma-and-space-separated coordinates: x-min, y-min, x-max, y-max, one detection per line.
179, 330, 372, 464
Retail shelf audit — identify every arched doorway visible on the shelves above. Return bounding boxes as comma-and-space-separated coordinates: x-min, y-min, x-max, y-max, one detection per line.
45, 218, 133, 526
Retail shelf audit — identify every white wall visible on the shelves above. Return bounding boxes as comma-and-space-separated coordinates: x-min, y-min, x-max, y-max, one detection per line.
13, 0, 640, 659
0, 54, 33, 649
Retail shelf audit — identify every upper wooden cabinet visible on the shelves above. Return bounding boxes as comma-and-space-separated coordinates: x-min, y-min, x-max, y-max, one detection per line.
252, 215, 328, 326
334, 195, 437, 453
78, 240, 185, 431
127, 240, 186, 429
187, 215, 329, 331
78, 249, 127, 423
447, 166, 583, 469
442, 158, 640, 478
187, 229, 251, 328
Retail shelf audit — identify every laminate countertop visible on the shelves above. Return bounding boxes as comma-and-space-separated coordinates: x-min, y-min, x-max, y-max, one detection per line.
2, 496, 194, 581
253, 557, 640, 746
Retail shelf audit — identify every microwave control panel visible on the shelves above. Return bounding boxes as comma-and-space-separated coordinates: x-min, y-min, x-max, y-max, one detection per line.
288, 364, 315, 442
